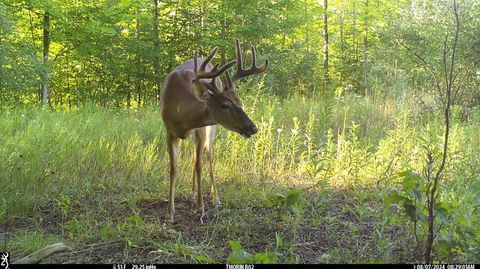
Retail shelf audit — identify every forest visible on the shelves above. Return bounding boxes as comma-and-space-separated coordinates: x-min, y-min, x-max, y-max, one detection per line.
1, 0, 479, 264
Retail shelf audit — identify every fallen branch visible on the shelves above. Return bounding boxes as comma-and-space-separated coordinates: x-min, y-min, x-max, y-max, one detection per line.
15, 243, 71, 264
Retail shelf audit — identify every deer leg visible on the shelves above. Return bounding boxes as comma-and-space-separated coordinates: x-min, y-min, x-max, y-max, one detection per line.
166, 132, 180, 223
191, 131, 199, 203
194, 129, 205, 216
205, 126, 220, 207
206, 146, 220, 208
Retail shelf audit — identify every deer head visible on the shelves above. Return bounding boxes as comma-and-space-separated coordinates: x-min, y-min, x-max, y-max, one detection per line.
192, 40, 269, 138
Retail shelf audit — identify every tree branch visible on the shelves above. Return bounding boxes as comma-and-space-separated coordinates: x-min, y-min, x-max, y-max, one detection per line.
397, 40, 443, 96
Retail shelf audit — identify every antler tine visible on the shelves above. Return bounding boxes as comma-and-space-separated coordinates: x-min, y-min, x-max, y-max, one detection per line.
235, 39, 243, 70
257, 57, 269, 73
211, 63, 220, 73
217, 60, 237, 75
209, 78, 217, 90
201, 47, 219, 71
194, 52, 199, 73
251, 45, 257, 66
225, 71, 234, 91
232, 40, 269, 83
193, 46, 237, 80
195, 60, 236, 80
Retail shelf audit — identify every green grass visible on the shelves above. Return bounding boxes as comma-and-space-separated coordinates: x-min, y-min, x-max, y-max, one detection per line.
1, 92, 479, 263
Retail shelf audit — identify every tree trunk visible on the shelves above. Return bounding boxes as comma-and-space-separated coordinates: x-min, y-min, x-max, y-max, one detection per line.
323, 0, 329, 88
152, 0, 162, 103
136, 5, 142, 107
364, 0, 369, 96
41, 10, 50, 108
339, 0, 345, 84
199, 5, 205, 56
305, 0, 309, 53
353, 1, 358, 63
127, 90, 131, 108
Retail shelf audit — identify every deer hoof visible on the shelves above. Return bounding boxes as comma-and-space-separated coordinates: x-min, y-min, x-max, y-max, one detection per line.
210, 192, 220, 205
194, 203, 205, 216
214, 204, 221, 215
191, 191, 198, 202
166, 211, 175, 223
212, 198, 221, 207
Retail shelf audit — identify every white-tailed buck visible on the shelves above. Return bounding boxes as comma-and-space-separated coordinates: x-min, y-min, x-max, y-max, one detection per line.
160, 40, 269, 222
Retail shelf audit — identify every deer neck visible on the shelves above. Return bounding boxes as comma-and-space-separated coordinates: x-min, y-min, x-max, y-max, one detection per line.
192, 103, 217, 127
173, 102, 216, 139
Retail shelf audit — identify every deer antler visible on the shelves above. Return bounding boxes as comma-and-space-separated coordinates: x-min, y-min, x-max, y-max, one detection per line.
194, 47, 236, 80
230, 40, 269, 83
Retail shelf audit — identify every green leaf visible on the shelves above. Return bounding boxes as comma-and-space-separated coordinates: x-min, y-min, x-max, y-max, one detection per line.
275, 232, 283, 249
400, 171, 421, 191
403, 202, 417, 221
268, 193, 285, 207
195, 254, 215, 264
228, 240, 242, 251
285, 190, 299, 206
125, 215, 142, 225
385, 192, 406, 203
100, 226, 112, 241
436, 206, 449, 222
227, 249, 253, 264
436, 239, 454, 256
419, 212, 428, 223
253, 252, 279, 264
409, 189, 422, 200
127, 239, 138, 248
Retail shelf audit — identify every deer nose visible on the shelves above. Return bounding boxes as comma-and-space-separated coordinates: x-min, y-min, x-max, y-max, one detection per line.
250, 124, 258, 135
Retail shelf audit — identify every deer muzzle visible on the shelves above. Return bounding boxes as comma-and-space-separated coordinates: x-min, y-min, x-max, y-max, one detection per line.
240, 123, 258, 138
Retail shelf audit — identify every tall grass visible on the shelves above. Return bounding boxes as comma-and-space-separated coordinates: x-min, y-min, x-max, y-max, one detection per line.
0, 107, 167, 221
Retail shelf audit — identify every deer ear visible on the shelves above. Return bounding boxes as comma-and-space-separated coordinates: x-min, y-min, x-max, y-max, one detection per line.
192, 80, 216, 102
200, 90, 212, 101
192, 80, 208, 101
201, 86, 216, 101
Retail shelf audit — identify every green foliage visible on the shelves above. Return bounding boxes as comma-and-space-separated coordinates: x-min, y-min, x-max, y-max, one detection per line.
4, 0, 478, 105
380, 116, 480, 263
227, 240, 280, 264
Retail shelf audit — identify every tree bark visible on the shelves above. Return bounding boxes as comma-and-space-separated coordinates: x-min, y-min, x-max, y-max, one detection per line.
199, 5, 205, 56
41, 10, 50, 108
353, 1, 358, 64
152, 0, 162, 103
323, 0, 329, 88
339, 0, 345, 83
364, 0, 369, 96
305, 0, 309, 53
136, 5, 142, 107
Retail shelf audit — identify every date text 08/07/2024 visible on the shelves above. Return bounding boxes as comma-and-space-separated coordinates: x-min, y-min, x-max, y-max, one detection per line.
414, 265, 475, 269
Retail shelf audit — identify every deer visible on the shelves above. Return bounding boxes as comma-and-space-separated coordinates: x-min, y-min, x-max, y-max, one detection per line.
160, 40, 269, 223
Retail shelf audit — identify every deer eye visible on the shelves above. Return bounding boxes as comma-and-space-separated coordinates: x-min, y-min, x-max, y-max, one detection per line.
221, 103, 230, 109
